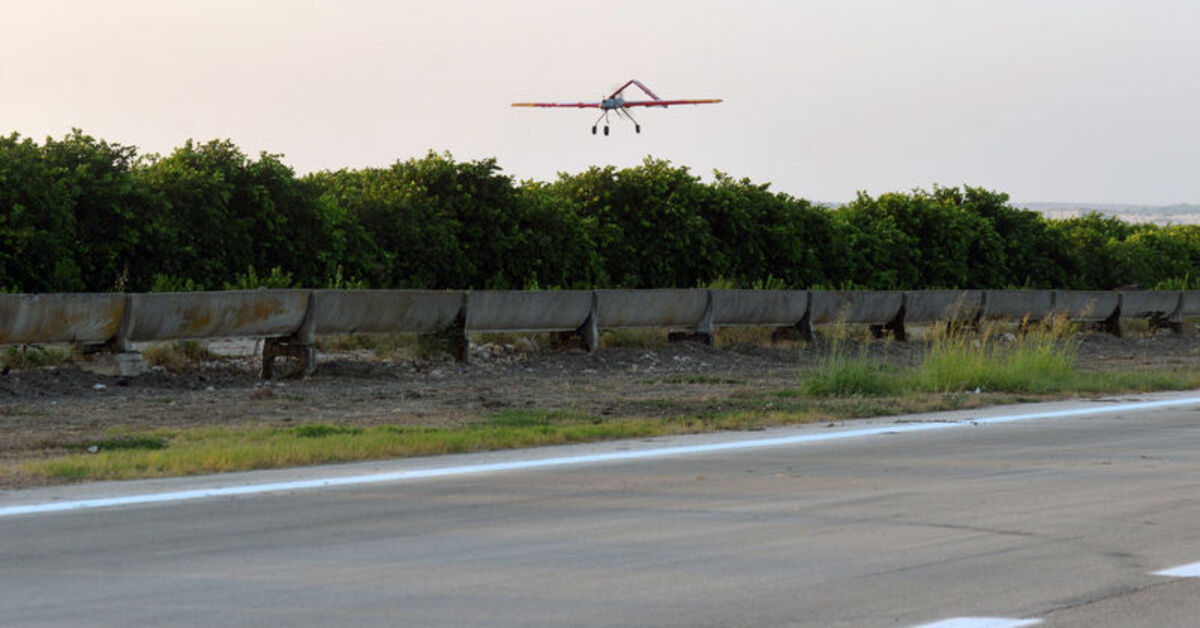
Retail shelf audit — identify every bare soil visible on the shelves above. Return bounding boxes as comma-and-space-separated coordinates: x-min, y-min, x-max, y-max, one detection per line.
2, 328, 1198, 489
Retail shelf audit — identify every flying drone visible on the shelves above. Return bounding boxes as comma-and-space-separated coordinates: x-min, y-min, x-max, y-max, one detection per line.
512, 79, 722, 135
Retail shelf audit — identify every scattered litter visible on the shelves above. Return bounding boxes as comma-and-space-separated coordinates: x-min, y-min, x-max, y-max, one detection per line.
92, 383, 107, 391
86, 445, 99, 454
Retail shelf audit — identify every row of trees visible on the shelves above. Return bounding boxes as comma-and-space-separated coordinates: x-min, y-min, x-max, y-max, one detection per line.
2, 130, 1197, 293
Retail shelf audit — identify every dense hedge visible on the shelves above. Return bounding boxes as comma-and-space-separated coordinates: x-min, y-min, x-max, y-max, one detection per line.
3, 130, 1198, 293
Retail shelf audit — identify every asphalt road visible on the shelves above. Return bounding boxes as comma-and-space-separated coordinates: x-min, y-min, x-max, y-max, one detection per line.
4, 393, 1200, 627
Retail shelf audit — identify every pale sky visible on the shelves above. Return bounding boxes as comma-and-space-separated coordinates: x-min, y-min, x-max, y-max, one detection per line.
3, 0, 1198, 205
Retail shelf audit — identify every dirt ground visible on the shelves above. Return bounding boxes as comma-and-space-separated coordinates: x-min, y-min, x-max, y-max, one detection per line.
2, 326, 1199, 488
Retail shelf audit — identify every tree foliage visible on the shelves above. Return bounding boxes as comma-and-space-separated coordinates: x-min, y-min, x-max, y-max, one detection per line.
2, 131, 1198, 293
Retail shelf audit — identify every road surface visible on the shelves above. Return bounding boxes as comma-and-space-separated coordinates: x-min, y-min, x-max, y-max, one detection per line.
3, 393, 1200, 626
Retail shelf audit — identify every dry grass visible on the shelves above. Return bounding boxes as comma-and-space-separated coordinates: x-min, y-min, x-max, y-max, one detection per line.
141, 341, 219, 371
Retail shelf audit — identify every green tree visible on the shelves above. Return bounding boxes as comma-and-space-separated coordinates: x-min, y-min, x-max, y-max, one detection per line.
551, 158, 717, 288
1048, 212, 1137, 288
0, 133, 81, 291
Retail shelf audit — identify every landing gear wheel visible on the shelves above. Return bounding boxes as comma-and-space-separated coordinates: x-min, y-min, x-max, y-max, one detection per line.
635, 124, 641, 134
603, 126, 609, 136
591, 126, 597, 135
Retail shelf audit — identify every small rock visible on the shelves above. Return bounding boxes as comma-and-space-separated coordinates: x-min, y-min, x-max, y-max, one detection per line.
92, 383, 107, 391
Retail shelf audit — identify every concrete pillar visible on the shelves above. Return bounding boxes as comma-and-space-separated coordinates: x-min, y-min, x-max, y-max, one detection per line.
261, 291, 318, 379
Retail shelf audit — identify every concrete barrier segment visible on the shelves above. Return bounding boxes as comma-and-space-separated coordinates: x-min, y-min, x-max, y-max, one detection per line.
1050, 291, 1119, 322
1180, 291, 1200, 318
1118, 291, 1182, 319
311, 290, 466, 335
125, 290, 310, 342
808, 291, 903, 325
594, 289, 709, 329
0, 293, 125, 345
901, 290, 983, 324
465, 290, 593, 332
710, 289, 809, 327
981, 290, 1054, 322
1119, 291, 1183, 333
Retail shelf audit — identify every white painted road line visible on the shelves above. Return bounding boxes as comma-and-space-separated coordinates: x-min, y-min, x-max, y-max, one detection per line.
1152, 561, 1200, 578
3, 395, 1199, 519
913, 618, 1042, 628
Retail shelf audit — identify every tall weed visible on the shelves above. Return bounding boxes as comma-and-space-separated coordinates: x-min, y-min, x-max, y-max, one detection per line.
799, 314, 1086, 397
798, 329, 900, 397
914, 315, 1079, 394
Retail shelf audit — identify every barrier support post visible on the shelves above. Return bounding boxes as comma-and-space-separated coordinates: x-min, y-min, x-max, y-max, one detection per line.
261, 337, 315, 379
417, 299, 469, 363
1096, 308, 1122, 337
871, 304, 907, 341
548, 292, 598, 353
262, 292, 317, 379
770, 308, 815, 343
99, 294, 147, 376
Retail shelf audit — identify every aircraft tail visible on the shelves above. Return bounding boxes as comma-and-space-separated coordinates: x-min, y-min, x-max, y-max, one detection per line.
610, 79, 663, 102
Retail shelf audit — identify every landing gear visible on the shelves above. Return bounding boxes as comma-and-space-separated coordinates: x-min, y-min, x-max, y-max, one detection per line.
620, 107, 642, 134
590, 107, 640, 136
592, 110, 609, 136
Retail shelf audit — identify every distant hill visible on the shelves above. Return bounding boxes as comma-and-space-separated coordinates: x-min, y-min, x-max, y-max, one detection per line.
1019, 202, 1200, 226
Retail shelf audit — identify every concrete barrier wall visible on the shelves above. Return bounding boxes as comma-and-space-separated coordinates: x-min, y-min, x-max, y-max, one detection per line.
595, 289, 708, 329
1181, 291, 1200, 318
4, 289, 1196, 348
0, 293, 125, 345
808, 291, 902, 325
710, 289, 808, 327
1051, 291, 1118, 322
466, 291, 593, 332
902, 290, 983, 323
981, 290, 1054, 321
1118, 291, 1182, 319
126, 290, 310, 341
312, 290, 465, 335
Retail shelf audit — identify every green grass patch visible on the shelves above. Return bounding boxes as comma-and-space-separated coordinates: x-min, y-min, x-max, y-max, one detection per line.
13, 391, 1020, 485
17, 357, 1200, 486
912, 324, 1078, 394
798, 316, 1200, 398
798, 336, 903, 397
292, 424, 365, 438
2, 344, 76, 370
799, 356, 901, 397
74, 436, 169, 452
19, 416, 673, 482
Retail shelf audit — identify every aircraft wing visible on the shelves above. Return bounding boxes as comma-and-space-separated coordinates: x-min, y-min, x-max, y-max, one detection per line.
511, 101, 602, 108
621, 98, 723, 108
